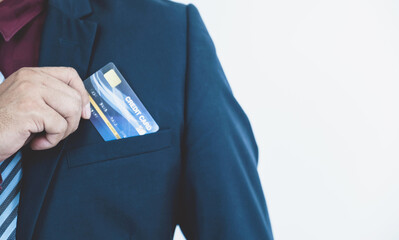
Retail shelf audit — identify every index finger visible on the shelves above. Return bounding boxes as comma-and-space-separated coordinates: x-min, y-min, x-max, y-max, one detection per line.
34, 67, 91, 119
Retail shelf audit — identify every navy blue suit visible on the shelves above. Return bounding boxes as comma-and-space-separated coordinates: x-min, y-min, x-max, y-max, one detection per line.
16, 0, 273, 239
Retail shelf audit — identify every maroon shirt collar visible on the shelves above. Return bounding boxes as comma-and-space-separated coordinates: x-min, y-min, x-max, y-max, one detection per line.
0, 0, 46, 42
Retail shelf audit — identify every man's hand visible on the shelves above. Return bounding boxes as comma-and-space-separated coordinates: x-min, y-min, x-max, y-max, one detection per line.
0, 67, 91, 161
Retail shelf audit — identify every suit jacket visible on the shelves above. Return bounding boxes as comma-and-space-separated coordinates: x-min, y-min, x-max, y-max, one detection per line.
16, 0, 274, 239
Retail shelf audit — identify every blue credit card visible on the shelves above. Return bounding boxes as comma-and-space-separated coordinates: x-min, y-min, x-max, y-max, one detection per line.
84, 63, 159, 141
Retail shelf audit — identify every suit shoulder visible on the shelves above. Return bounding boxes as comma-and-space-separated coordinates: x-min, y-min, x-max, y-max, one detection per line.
106, 0, 188, 28
145, 0, 186, 9
123, 0, 187, 16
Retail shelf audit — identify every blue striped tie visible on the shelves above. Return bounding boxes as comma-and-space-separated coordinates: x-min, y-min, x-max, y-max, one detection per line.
0, 152, 23, 240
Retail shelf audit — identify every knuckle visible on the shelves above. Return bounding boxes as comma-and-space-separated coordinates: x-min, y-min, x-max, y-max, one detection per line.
74, 91, 82, 103
64, 106, 74, 117
17, 79, 34, 92
30, 106, 44, 119
65, 67, 78, 78
65, 67, 77, 74
65, 101, 80, 117
15, 67, 34, 79
69, 88, 81, 101
73, 105, 81, 115
72, 94, 83, 111
19, 98, 40, 112
28, 114, 44, 133
60, 120, 68, 133
16, 67, 29, 75
72, 97, 82, 112
21, 100, 35, 110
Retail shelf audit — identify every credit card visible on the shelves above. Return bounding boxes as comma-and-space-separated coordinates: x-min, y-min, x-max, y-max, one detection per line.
84, 63, 159, 141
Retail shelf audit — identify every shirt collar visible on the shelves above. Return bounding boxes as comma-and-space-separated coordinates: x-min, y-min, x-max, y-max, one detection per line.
0, 0, 46, 42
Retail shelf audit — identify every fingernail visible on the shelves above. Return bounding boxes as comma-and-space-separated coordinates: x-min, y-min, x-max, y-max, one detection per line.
84, 103, 91, 119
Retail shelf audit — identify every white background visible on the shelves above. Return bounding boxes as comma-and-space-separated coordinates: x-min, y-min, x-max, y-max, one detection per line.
173, 1, 399, 239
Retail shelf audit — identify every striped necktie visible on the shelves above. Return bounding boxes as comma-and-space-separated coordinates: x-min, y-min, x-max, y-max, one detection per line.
0, 152, 23, 240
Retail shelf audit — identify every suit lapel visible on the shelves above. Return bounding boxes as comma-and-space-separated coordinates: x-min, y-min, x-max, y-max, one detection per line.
37, 1, 98, 76
17, 0, 97, 239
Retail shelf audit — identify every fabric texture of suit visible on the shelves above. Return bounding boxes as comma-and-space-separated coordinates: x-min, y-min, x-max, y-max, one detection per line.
16, 0, 274, 239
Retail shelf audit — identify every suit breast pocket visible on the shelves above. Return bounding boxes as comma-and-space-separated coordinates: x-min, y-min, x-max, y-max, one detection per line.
66, 129, 172, 168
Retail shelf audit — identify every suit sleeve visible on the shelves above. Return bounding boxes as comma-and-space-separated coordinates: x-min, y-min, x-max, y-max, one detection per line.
178, 4, 274, 239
